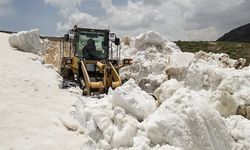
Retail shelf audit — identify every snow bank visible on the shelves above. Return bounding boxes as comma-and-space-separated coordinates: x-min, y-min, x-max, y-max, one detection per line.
165, 51, 250, 117
74, 80, 156, 148
72, 31, 250, 149
225, 115, 250, 149
9, 29, 47, 55
142, 84, 233, 150
75, 96, 140, 149
74, 78, 243, 149
111, 79, 157, 120
0, 32, 84, 149
166, 51, 247, 90
121, 31, 181, 93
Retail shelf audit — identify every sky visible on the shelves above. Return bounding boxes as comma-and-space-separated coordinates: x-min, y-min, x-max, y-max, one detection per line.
0, 0, 249, 41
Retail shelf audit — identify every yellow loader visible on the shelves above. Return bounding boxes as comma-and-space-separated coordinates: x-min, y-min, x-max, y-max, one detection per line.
60, 25, 132, 96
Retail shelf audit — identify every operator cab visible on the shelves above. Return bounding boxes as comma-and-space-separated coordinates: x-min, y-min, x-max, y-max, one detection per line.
64, 26, 121, 63
74, 28, 109, 60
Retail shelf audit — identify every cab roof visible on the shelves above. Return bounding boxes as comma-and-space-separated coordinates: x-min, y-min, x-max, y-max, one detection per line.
76, 27, 110, 33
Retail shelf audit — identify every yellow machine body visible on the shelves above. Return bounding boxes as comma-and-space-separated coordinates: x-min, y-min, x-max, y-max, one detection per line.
60, 26, 132, 95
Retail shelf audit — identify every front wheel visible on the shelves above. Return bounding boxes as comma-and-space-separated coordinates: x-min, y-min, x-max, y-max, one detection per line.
61, 67, 74, 81
79, 76, 86, 90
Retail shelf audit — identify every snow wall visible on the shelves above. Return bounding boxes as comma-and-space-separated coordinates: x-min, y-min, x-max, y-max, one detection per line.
72, 31, 250, 149
9, 29, 47, 55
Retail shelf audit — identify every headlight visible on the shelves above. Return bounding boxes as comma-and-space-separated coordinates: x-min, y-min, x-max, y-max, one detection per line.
67, 59, 71, 64
123, 59, 133, 65
65, 58, 73, 64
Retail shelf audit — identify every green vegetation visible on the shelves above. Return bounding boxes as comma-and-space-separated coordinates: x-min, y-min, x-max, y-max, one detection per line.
175, 41, 250, 65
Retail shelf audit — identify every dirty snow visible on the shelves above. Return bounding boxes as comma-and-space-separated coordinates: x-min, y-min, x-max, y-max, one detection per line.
2, 29, 250, 150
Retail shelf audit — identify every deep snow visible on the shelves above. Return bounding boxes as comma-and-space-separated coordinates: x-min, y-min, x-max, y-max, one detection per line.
0, 32, 83, 150
1, 29, 250, 150
72, 31, 250, 149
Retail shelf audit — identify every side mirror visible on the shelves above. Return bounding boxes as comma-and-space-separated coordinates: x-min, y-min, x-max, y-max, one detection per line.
123, 59, 133, 65
115, 38, 120, 45
64, 34, 69, 41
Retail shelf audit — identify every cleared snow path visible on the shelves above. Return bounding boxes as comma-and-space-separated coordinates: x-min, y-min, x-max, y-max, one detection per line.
0, 33, 83, 150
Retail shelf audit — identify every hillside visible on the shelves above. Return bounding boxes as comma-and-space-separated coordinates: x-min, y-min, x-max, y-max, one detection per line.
175, 41, 250, 65
217, 23, 250, 42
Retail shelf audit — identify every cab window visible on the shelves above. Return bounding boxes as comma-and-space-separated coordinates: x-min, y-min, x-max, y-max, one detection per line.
76, 32, 108, 60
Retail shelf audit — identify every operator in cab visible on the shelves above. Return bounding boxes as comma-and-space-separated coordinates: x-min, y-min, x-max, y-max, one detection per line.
82, 39, 97, 60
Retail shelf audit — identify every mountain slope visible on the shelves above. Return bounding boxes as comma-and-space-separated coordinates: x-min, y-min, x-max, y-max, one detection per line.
217, 23, 250, 42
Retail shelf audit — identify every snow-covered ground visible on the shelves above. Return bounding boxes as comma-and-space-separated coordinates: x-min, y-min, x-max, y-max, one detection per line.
1, 29, 250, 150
0, 32, 83, 150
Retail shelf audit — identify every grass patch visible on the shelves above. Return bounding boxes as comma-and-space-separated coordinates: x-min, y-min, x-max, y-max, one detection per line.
175, 41, 250, 65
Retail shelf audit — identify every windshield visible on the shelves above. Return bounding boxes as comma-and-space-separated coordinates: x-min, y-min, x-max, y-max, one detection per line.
76, 32, 108, 60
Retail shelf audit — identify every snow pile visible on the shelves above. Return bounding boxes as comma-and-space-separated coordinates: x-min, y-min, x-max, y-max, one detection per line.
9, 29, 47, 55
121, 31, 181, 93
75, 79, 156, 148
225, 115, 250, 149
153, 79, 184, 104
133, 31, 180, 51
165, 51, 250, 117
166, 51, 247, 90
72, 31, 250, 149
75, 95, 140, 149
142, 84, 233, 150
111, 79, 157, 120
74, 79, 246, 149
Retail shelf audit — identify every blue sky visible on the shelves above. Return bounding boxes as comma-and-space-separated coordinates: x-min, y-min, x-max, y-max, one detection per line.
0, 0, 249, 40
0, 0, 57, 35
0, 0, 128, 36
